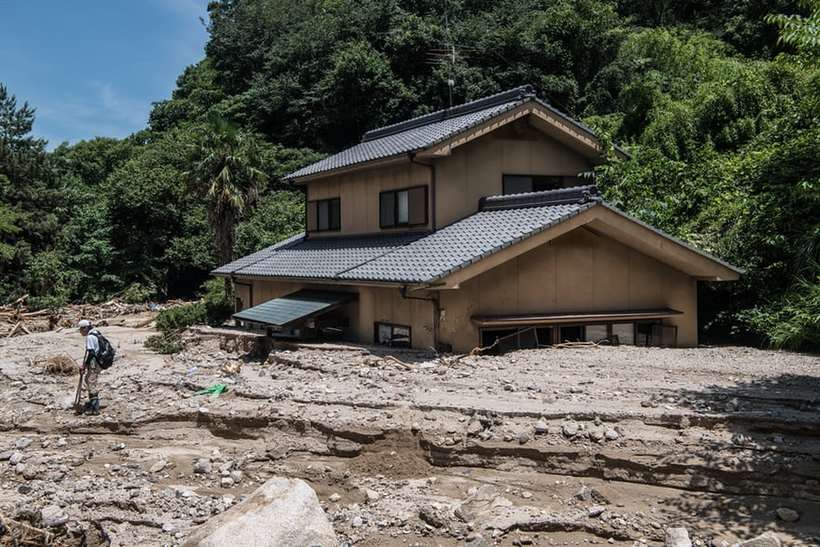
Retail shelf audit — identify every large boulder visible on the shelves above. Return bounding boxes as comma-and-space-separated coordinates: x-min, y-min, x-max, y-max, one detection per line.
665, 527, 692, 547
183, 477, 337, 547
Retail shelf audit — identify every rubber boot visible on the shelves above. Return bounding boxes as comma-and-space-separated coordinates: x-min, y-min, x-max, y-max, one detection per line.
86, 394, 100, 415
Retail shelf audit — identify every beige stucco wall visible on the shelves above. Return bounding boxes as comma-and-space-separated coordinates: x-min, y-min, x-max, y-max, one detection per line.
356, 287, 435, 349
305, 162, 432, 236
435, 124, 593, 227
438, 227, 698, 352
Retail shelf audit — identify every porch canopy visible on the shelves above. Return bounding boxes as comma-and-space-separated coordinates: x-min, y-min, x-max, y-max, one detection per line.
233, 289, 357, 328
471, 308, 682, 327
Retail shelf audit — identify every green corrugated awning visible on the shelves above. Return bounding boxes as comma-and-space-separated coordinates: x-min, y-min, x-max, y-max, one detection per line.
233, 290, 357, 328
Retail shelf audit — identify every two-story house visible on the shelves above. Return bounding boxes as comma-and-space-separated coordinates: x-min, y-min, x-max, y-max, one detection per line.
213, 86, 740, 352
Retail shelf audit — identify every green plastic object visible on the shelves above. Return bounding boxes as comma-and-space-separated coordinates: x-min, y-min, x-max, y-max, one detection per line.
195, 383, 227, 397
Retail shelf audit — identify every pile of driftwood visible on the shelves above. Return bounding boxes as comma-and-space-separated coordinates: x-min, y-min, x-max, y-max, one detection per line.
0, 294, 185, 338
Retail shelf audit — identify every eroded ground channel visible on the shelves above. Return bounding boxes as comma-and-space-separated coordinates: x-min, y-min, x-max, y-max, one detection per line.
1, 320, 818, 546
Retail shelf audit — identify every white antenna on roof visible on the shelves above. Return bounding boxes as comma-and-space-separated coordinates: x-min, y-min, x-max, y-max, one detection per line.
426, 9, 465, 108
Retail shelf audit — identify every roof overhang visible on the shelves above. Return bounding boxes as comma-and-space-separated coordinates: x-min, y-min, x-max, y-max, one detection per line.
288, 98, 627, 183
433, 203, 740, 289
233, 289, 357, 328
472, 308, 683, 327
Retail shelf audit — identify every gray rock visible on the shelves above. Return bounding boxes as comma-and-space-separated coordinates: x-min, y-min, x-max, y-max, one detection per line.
419, 504, 446, 528
737, 532, 781, 547
40, 505, 68, 528
0, 450, 12, 461
604, 428, 620, 441
466, 419, 483, 436
665, 527, 692, 547
534, 420, 548, 434
589, 429, 604, 442
365, 488, 380, 503
150, 460, 168, 473
15, 437, 33, 449
517, 431, 530, 445
182, 477, 337, 547
328, 493, 341, 502
562, 423, 579, 438
465, 532, 487, 547
588, 505, 606, 518
775, 507, 799, 522
9, 451, 23, 465
351, 515, 363, 528
193, 458, 211, 475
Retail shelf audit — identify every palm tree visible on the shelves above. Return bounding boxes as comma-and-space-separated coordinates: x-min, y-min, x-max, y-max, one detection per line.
187, 115, 268, 292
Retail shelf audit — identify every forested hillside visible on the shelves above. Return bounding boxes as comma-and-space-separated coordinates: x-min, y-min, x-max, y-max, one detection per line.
0, 0, 818, 348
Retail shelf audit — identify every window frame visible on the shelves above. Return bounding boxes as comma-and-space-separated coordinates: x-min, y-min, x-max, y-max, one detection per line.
307, 197, 341, 232
374, 321, 412, 348
379, 185, 428, 229
501, 174, 580, 195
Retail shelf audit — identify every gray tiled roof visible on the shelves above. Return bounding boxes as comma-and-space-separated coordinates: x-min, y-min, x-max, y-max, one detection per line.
222, 232, 425, 280
286, 85, 626, 180
338, 200, 595, 283
213, 232, 306, 275
214, 186, 600, 284
287, 93, 530, 179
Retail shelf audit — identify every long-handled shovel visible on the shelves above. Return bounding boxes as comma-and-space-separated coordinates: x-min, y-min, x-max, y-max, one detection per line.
73, 369, 85, 414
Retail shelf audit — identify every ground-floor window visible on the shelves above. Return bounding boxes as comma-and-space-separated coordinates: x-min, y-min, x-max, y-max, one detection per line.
375, 322, 411, 348
479, 320, 677, 352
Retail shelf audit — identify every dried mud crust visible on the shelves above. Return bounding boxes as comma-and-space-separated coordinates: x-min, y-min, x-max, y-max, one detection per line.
0, 326, 818, 546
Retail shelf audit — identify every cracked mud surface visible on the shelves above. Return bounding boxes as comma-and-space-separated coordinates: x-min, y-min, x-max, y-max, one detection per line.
1, 321, 818, 546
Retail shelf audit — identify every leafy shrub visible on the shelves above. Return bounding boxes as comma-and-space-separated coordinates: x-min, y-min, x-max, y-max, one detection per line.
743, 278, 820, 351
145, 332, 185, 354
153, 280, 232, 334
155, 302, 208, 333
122, 282, 157, 304
201, 278, 232, 325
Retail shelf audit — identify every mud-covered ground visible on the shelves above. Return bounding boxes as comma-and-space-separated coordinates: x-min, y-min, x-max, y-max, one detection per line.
0, 320, 818, 546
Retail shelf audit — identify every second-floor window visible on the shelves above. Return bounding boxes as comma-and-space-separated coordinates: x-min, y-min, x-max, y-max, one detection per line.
380, 186, 427, 229
502, 174, 580, 195
307, 198, 341, 232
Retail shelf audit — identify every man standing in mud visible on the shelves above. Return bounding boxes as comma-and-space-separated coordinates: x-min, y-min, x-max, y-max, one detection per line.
78, 319, 103, 414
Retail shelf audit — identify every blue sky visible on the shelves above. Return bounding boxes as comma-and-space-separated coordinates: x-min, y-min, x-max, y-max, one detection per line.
0, 0, 210, 147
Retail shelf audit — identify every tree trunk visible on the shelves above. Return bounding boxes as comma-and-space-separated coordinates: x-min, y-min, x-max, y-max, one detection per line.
216, 209, 236, 298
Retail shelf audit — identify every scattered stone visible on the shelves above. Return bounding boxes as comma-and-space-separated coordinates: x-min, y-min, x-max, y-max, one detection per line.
419, 504, 446, 528
150, 460, 168, 473
466, 419, 483, 436
351, 515, 363, 528
365, 488, 381, 503
775, 507, 799, 522
40, 505, 68, 528
588, 505, 606, 518
589, 428, 604, 442
737, 532, 781, 547
182, 477, 338, 547
604, 429, 620, 441
465, 532, 486, 547
328, 493, 341, 502
517, 431, 530, 444
220, 477, 234, 488
562, 423, 579, 437
533, 420, 548, 434
9, 452, 23, 465
665, 527, 692, 547
193, 458, 212, 475
15, 437, 33, 449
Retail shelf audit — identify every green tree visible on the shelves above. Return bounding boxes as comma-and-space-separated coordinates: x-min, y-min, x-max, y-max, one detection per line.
766, 0, 820, 54
185, 116, 268, 275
